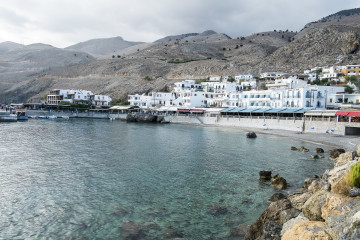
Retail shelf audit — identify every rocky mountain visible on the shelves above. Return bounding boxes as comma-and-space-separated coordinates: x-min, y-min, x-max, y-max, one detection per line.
1, 8, 360, 104
66, 36, 143, 58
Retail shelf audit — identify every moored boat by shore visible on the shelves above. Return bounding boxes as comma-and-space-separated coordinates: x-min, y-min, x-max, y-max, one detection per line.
16, 110, 28, 121
0, 111, 17, 122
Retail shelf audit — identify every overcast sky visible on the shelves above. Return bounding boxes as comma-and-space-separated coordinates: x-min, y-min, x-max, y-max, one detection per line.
0, 0, 358, 48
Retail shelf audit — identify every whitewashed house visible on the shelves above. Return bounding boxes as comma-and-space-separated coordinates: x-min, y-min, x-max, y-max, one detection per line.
128, 92, 176, 108
173, 80, 202, 92
235, 74, 254, 82
47, 89, 111, 106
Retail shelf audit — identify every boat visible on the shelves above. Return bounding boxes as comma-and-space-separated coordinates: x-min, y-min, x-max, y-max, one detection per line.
0, 111, 17, 122
38, 116, 48, 119
16, 110, 28, 121
48, 115, 57, 119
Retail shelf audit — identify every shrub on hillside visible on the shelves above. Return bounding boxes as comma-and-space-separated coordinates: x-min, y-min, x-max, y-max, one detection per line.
347, 163, 360, 188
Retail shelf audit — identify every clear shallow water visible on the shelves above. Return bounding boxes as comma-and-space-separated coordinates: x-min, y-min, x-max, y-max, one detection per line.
0, 119, 333, 239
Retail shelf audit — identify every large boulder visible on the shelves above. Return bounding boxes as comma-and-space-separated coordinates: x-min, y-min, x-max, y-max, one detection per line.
329, 148, 346, 159
262, 221, 282, 240
331, 175, 351, 195
281, 213, 309, 236
244, 199, 292, 240
336, 151, 357, 165
246, 132, 257, 138
321, 193, 355, 220
288, 191, 313, 211
282, 221, 332, 240
324, 199, 360, 239
279, 208, 301, 224
314, 148, 325, 153
120, 221, 143, 240
259, 170, 272, 180
271, 174, 287, 189
302, 190, 329, 221
308, 179, 330, 192
304, 177, 318, 189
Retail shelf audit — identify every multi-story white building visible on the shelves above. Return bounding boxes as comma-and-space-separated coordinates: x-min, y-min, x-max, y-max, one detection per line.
260, 72, 287, 80
128, 92, 176, 108
47, 89, 112, 106
173, 80, 202, 92
235, 74, 254, 82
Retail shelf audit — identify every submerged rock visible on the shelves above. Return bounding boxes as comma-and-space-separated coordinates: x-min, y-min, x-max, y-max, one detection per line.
291, 146, 298, 151
163, 228, 183, 239
246, 132, 257, 138
207, 204, 228, 216
311, 154, 320, 159
299, 146, 309, 152
120, 221, 143, 240
259, 170, 272, 180
271, 174, 287, 189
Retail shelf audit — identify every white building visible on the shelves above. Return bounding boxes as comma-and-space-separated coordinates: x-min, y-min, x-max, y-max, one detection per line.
173, 80, 203, 92
128, 92, 176, 108
260, 72, 287, 80
47, 89, 112, 106
209, 76, 221, 81
235, 74, 254, 82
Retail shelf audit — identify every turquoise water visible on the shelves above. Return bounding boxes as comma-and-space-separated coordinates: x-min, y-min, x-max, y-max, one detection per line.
0, 119, 333, 239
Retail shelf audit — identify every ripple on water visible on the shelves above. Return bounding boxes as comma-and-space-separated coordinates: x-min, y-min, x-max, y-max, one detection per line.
0, 119, 333, 239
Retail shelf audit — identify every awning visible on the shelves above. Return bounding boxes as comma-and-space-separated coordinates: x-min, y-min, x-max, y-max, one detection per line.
190, 109, 204, 113
294, 108, 309, 113
265, 108, 287, 113
278, 108, 299, 113
252, 108, 271, 113
240, 108, 260, 113
335, 111, 350, 116
220, 108, 235, 113
348, 112, 360, 117
228, 108, 245, 113
178, 109, 190, 113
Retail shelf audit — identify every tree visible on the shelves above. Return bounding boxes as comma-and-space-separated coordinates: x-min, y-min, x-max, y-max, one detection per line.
260, 83, 268, 90
227, 76, 235, 82
345, 86, 354, 93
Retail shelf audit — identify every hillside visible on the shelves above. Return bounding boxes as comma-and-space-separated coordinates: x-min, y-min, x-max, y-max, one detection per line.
66, 36, 143, 58
1, 8, 360, 104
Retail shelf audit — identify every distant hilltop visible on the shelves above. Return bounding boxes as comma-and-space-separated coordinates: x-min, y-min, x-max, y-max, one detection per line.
1, 7, 360, 104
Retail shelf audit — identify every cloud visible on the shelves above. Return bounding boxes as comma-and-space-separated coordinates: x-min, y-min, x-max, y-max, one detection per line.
0, 0, 358, 48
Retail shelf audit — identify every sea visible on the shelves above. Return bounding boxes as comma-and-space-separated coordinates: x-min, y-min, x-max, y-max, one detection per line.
0, 119, 334, 239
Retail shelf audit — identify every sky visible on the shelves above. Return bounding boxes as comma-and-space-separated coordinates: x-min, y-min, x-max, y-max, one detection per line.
0, 0, 359, 48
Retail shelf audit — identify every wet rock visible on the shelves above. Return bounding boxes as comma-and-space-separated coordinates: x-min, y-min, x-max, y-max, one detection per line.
120, 221, 143, 240
291, 146, 298, 151
302, 190, 328, 221
314, 148, 324, 153
259, 170, 272, 180
246, 132, 257, 138
163, 228, 183, 239
329, 148, 346, 159
207, 204, 228, 216
311, 154, 320, 159
299, 146, 309, 152
282, 221, 332, 240
262, 221, 282, 240
350, 188, 360, 197
244, 199, 292, 240
268, 192, 288, 202
271, 174, 287, 189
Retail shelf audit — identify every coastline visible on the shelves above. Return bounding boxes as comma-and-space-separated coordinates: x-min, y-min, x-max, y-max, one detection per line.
170, 121, 360, 151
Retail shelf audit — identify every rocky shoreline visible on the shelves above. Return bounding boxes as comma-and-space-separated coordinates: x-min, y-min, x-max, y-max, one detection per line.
243, 146, 360, 240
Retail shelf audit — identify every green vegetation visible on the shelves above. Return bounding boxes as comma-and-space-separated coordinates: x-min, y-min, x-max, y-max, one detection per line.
110, 98, 129, 106
58, 101, 92, 109
260, 83, 268, 90
311, 78, 338, 86
195, 79, 208, 84
346, 163, 360, 188
345, 85, 355, 94
227, 76, 235, 83
144, 75, 153, 81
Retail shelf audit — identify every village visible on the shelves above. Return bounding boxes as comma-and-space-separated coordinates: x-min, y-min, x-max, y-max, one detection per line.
3, 64, 360, 136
